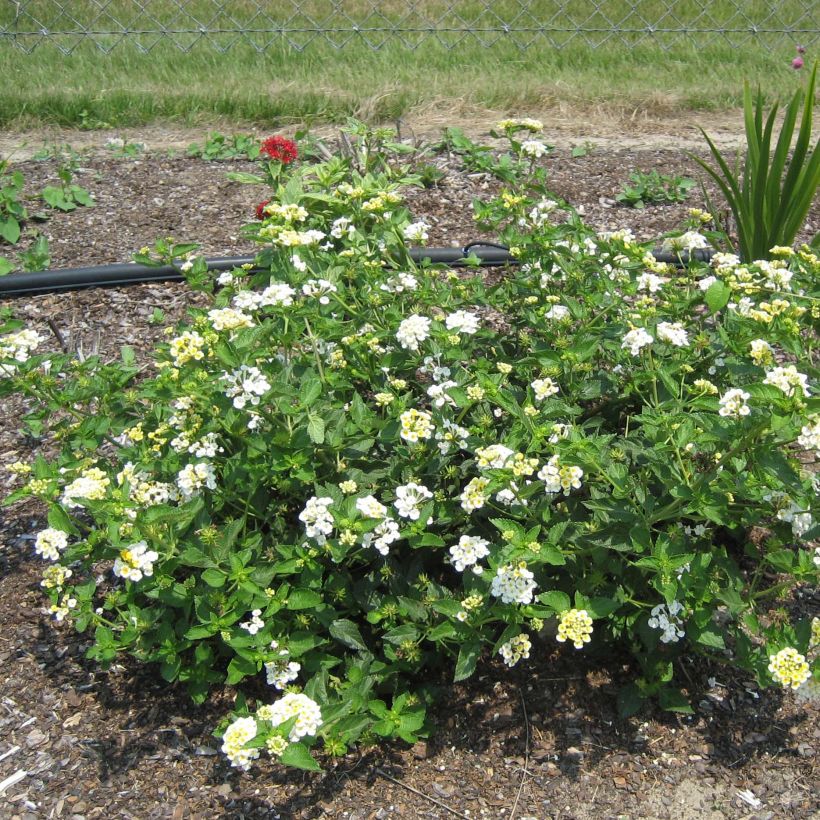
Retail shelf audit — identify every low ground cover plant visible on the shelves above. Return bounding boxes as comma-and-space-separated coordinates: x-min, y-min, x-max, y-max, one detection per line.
0, 158, 57, 275
616, 170, 694, 208
1, 120, 819, 775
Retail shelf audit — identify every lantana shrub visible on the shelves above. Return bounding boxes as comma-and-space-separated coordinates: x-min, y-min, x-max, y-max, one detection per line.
2, 122, 819, 774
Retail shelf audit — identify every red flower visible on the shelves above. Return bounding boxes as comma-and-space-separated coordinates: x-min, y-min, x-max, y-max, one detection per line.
255, 199, 270, 220
792, 56, 804, 70
260, 136, 298, 164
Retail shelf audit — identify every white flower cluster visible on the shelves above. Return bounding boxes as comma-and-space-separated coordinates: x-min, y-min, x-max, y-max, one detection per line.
396, 314, 431, 351
221, 716, 259, 771
499, 633, 532, 667
380, 272, 418, 293
302, 279, 337, 304
449, 534, 490, 572
356, 495, 388, 519
637, 272, 666, 293
521, 140, 549, 158
362, 518, 401, 555
0, 328, 44, 363
621, 328, 653, 355
526, 198, 558, 227
207, 307, 254, 331
445, 310, 480, 335
544, 304, 570, 321
763, 365, 810, 398
538, 455, 583, 495
258, 692, 322, 741
718, 388, 750, 418
299, 496, 335, 543
436, 419, 469, 455
239, 608, 265, 635
460, 476, 490, 512
265, 642, 301, 689
399, 408, 434, 443
427, 380, 457, 408
776, 501, 813, 539
176, 461, 217, 499
475, 444, 514, 469
62, 467, 110, 509
490, 562, 537, 604
113, 541, 159, 582
403, 221, 430, 244
34, 528, 68, 561
233, 283, 297, 310
532, 377, 559, 400
656, 322, 689, 347
798, 416, 820, 451
222, 365, 271, 409
662, 231, 709, 252
647, 601, 686, 643
393, 482, 433, 520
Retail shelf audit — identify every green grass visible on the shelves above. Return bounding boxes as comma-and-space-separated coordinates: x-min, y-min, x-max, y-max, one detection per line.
0, 0, 814, 128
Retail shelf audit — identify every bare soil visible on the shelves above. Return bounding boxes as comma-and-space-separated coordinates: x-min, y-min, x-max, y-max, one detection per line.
0, 124, 818, 820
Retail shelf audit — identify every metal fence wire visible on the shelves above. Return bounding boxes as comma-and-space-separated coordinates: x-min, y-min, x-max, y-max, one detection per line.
2, 1, 818, 55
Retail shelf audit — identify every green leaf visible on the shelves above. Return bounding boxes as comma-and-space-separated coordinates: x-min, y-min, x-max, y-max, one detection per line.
201, 568, 227, 588
382, 624, 419, 645
0, 256, 13, 275
538, 590, 571, 613
226, 171, 265, 184
0, 216, 21, 244
300, 376, 322, 408
280, 742, 321, 771
617, 683, 645, 718
658, 687, 694, 714
287, 589, 323, 610
330, 619, 367, 651
307, 413, 326, 444
47, 505, 75, 534
692, 625, 725, 649
704, 280, 730, 313
454, 639, 481, 681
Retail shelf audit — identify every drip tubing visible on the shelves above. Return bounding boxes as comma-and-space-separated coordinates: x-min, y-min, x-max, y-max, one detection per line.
0, 245, 714, 298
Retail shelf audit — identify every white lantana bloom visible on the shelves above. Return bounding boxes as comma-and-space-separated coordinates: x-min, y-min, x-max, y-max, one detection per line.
113, 541, 159, 582
656, 322, 689, 347
763, 366, 810, 398
393, 482, 433, 520
490, 562, 537, 604
718, 388, 750, 418
259, 692, 322, 741
221, 716, 259, 771
34, 528, 69, 561
621, 328, 653, 355
403, 221, 430, 244
449, 534, 491, 572
396, 315, 431, 351
445, 310, 480, 335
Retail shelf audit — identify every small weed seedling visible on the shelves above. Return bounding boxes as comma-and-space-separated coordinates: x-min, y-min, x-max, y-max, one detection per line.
188, 132, 261, 161
616, 170, 694, 208
0, 159, 27, 245
106, 138, 146, 159
41, 163, 95, 212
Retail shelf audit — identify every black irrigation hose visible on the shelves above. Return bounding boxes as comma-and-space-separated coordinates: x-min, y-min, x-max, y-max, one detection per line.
0, 245, 715, 298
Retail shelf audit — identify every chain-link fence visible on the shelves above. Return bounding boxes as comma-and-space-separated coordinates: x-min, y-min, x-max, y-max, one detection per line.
1, 1, 817, 55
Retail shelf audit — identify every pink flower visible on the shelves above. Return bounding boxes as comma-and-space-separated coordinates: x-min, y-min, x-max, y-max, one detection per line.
792, 56, 804, 70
